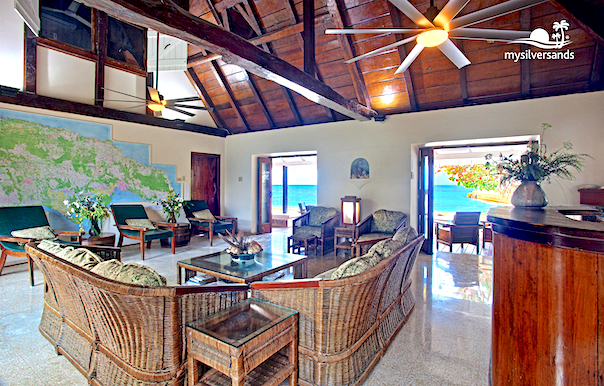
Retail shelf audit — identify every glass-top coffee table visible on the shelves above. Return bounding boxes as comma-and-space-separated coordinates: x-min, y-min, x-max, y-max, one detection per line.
177, 250, 308, 284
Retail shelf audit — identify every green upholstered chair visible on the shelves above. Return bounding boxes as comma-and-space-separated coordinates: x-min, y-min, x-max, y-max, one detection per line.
0, 205, 83, 285
110, 204, 176, 260
353, 209, 409, 256
436, 211, 481, 253
292, 206, 340, 256
183, 200, 237, 246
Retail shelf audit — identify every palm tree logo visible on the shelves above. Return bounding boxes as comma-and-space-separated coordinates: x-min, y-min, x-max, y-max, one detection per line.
552, 20, 570, 49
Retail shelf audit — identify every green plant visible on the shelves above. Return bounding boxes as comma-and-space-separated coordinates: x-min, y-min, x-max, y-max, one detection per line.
437, 164, 499, 191
153, 189, 185, 222
486, 123, 590, 185
64, 192, 111, 235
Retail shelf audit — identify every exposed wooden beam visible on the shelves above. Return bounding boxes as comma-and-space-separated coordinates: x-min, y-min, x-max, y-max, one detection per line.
24, 26, 37, 93
246, 72, 276, 128
303, 0, 316, 78
549, 0, 604, 46
94, 10, 108, 107
210, 61, 251, 131
455, 40, 470, 105
390, 8, 418, 111
80, 0, 375, 121
590, 42, 604, 90
186, 67, 228, 129
520, 9, 531, 97
282, 87, 303, 125
0, 92, 226, 136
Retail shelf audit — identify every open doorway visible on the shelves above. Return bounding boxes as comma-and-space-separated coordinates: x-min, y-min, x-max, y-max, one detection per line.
271, 155, 317, 227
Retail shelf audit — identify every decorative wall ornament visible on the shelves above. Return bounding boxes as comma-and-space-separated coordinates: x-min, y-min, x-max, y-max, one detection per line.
351, 158, 369, 179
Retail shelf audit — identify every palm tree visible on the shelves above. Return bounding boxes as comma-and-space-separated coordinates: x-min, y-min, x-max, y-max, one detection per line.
552, 20, 570, 47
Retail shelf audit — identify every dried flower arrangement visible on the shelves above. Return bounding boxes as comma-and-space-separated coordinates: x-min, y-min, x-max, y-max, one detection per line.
219, 229, 262, 256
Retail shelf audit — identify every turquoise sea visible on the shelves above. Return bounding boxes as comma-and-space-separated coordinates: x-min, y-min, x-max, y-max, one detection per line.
272, 185, 317, 211
434, 185, 504, 214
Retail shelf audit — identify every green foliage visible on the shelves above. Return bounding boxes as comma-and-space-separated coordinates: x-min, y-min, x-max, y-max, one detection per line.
486, 123, 591, 185
153, 189, 186, 220
64, 193, 111, 232
437, 164, 499, 191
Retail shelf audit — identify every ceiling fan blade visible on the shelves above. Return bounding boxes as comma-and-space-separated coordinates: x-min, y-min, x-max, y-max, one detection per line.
437, 39, 471, 69
167, 106, 196, 117
433, 0, 471, 29
168, 96, 203, 103
394, 43, 424, 74
389, 0, 434, 28
325, 28, 424, 35
449, 28, 530, 42
94, 99, 149, 103
345, 35, 418, 64
102, 87, 147, 101
170, 104, 214, 111
120, 104, 149, 110
147, 86, 162, 104
448, 0, 547, 30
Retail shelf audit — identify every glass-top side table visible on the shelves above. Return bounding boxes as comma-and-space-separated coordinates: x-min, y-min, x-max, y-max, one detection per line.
187, 298, 299, 386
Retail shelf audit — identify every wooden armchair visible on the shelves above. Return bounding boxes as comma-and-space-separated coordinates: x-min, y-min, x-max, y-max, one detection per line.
292, 206, 340, 256
436, 211, 481, 253
110, 204, 176, 260
183, 200, 237, 246
0, 205, 83, 285
353, 209, 409, 256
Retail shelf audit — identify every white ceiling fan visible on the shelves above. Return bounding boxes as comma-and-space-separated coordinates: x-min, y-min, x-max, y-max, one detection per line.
326, 0, 547, 74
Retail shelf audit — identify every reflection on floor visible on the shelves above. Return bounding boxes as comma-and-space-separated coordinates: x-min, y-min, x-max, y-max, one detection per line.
0, 228, 493, 385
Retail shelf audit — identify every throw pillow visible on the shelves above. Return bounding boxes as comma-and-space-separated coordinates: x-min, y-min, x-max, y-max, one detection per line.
368, 238, 405, 259
38, 240, 64, 255
192, 209, 216, 221
330, 250, 382, 279
125, 218, 156, 229
11, 225, 57, 241
308, 207, 338, 227
91, 260, 167, 287
392, 226, 418, 245
371, 210, 407, 234
57, 247, 103, 270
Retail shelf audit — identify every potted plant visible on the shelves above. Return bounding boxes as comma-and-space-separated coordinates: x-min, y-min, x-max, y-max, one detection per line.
153, 189, 185, 223
64, 192, 111, 236
486, 123, 590, 208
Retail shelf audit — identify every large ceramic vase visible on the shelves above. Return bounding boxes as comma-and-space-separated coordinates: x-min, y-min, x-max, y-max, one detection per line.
511, 180, 548, 208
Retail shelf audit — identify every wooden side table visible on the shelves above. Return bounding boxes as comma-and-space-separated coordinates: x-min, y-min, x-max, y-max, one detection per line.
287, 234, 317, 256
334, 227, 355, 257
187, 298, 298, 386
160, 222, 191, 248
81, 232, 116, 247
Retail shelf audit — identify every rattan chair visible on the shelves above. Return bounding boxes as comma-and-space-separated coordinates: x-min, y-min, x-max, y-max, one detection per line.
436, 211, 481, 253
291, 206, 340, 256
353, 209, 409, 256
183, 200, 237, 246
0, 205, 82, 285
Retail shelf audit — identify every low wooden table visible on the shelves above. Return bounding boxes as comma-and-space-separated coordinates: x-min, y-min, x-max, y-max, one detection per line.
187, 298, 299, 386
287, 234, 318, 256
177, 250, 307, 284
81, 232, 116, 247
334, 227, 355, 257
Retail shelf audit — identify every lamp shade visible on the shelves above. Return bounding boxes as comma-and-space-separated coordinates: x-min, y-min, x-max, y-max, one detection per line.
341, 196, 361, 226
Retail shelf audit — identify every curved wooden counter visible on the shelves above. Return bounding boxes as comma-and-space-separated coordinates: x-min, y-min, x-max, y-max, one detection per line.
487, 206, 604, 386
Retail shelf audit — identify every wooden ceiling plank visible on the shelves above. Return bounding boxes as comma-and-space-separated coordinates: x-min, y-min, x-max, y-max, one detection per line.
590, 43, 603, 90
211, 61, 252, 131
303, 0, 316, 78
246, 72, 277, 128
186, 67, 228, 129
325, 0, 372, 108
548, 0, 604, 46
520, 9, 531, 97
390, 8, 417, 112
282, 87, 304, 125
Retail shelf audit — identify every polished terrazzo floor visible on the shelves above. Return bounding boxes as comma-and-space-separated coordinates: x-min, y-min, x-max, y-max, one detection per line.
0, 228, 492, 385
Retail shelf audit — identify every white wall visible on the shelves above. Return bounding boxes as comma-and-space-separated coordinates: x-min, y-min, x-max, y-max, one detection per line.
225, 91, 604, 231
0, 2, 26, 90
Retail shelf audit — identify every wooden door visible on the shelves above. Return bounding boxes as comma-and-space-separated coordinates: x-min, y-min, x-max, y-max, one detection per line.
418, 147, 434, 254
257, 157, 272, 234
191, 153, 220, 215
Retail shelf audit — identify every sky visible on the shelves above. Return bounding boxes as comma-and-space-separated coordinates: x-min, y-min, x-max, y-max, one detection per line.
272, 164, 317, 185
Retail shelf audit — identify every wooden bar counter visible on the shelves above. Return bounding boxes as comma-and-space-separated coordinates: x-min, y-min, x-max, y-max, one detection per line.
487, 206, 604, 385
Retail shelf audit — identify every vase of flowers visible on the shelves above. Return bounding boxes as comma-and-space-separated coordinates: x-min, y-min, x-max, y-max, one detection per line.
64, 193, 111, 236
153, 189, 185, 223
486, 123, 590, 208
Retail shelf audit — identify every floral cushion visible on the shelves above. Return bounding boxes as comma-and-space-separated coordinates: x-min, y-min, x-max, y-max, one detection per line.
91, 259, 167, 287
308, 206, 338, 227
38, 240, 64, 255
125, 218, 156, 229
330, 250, 382, 279
293, 226, 321, 238
392, 226, 418, 245
356, 232, 392, 243
192, 209, 216, 221
371, 210, 407, 234
58, 247, 104, 270
368, 238, 405, 259
11, 225, 57, 241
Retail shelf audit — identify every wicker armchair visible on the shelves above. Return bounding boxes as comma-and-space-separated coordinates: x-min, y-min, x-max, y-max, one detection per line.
353, 209, 409, 256
25, 242, 247, 386
292, 206, 340, 256
0, 205, 83, 285
251, 235, 424, 386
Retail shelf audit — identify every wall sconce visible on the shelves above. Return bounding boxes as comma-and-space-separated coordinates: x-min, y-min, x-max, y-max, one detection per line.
341, 196, 361, 227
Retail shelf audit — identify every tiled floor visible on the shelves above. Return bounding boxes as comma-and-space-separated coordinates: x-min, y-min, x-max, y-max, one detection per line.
0, 229, 492, 385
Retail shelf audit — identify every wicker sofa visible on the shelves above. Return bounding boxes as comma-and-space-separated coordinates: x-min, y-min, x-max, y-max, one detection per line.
250, 233, 424, 386
25, 242, 247, 386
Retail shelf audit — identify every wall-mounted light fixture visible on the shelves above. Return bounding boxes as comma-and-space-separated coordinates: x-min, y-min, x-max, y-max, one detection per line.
341, 196, 361, 227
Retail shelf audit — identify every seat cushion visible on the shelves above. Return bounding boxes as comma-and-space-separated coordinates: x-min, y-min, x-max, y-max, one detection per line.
392, 226, 419, 245
125, 219, 156, 229
368, 238, 405, 259
91, 259, 167, 286
371, 210, 406, 234
293, 225, 321, 238
192, 209, 216, 221
330, 250, 382, 279
11, 225, 57, 241
308, 207, 338, 227
356, 232, 392, 243
38, 240, 104, 270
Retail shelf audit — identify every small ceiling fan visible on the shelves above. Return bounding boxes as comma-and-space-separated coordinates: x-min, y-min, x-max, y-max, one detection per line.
326, 0, 546, 74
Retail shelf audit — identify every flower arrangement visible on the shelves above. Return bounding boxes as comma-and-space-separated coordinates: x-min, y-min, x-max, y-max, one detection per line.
486, 123, 590, 185
64, 192, 111, 236
219, 229, 262, 257
153, 189, 185, 223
